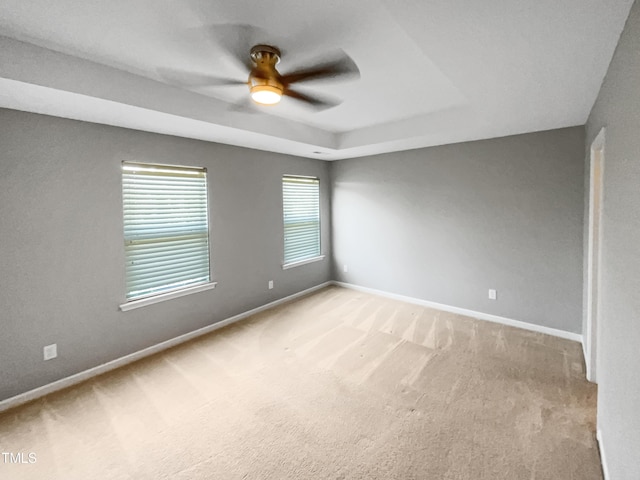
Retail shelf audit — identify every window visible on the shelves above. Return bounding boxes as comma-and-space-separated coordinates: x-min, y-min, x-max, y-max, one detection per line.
282, 175, 322, 267
121, 162, 211, 303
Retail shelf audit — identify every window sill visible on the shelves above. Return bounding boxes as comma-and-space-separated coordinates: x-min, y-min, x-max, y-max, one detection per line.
282, 255, 325, 270
119, 282, 218, 312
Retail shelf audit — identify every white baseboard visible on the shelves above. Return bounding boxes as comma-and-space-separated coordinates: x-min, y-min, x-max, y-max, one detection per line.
597, 430, 610, 480
0, 280, 583, 413
0, 281, 331, 414
332, 281, 583, 343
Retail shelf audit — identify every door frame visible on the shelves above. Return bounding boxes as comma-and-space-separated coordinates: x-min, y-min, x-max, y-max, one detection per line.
585, 127, 605, 383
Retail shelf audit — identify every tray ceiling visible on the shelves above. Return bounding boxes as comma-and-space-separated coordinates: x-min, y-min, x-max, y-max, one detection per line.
0, 0, 634, 159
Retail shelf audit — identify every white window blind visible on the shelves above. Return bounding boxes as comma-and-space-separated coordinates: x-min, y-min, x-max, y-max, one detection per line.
282, 175, 321, 265
122, 162, 210, 301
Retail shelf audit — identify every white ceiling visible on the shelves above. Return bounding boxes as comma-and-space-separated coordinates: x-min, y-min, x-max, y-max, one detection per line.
0, 0, 634, 160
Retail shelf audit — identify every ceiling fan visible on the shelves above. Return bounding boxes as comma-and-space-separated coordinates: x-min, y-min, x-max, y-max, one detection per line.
159, 25, 360, 112
245, 44, 360, 109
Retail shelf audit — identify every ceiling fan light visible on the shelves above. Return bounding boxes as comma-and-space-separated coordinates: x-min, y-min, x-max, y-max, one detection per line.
250, 85, 282, 105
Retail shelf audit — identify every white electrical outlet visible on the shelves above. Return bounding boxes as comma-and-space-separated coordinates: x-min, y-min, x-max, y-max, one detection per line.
488, 289, 497, 300
268, 280, 274, 290
43, 344, 57, 361
343, 264, 348, 273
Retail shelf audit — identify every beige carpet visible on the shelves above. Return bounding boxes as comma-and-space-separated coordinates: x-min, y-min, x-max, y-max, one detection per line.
0, 286, 600, 479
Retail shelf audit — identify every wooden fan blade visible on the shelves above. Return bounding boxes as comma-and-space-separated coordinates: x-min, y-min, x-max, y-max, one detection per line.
157, 68, 247, 88
228, 96, 261, 114
201, 23, 270, 72
280, 50, 360, 86
283, 89, 341, 111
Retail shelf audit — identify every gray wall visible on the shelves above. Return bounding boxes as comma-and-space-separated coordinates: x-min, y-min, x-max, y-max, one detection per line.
585, 1, 640, 478
0, 109, 331, 401
331, 127, 585, 333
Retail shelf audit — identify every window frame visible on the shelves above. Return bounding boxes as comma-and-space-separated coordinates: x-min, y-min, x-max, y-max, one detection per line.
119, 161, 216, 311
281, 174, 324, 270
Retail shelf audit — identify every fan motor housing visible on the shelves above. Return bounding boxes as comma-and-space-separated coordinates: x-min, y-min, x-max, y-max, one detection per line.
249, 45, 284, 94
